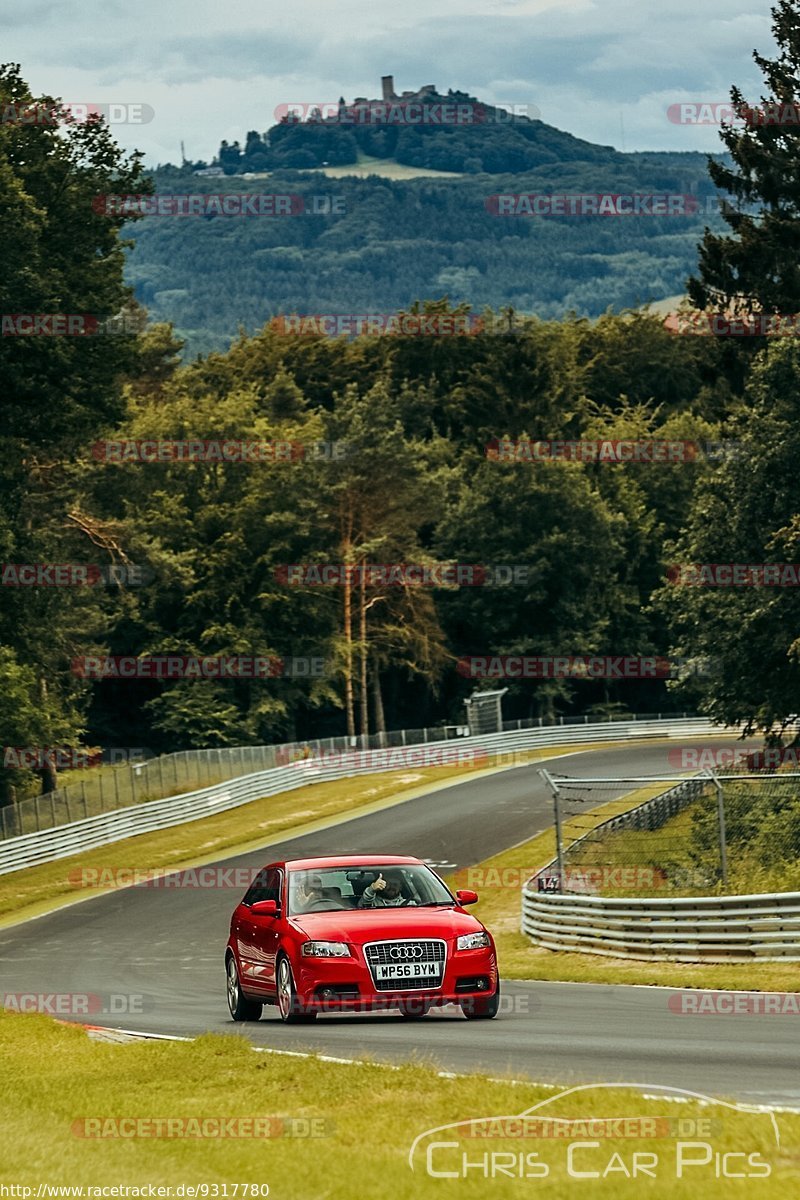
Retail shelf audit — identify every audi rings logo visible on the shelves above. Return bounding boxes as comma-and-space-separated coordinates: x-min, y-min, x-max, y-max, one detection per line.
390, 945, 424, 960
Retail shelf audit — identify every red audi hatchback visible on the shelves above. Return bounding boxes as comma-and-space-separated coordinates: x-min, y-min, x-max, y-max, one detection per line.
225, 854, 499, 1022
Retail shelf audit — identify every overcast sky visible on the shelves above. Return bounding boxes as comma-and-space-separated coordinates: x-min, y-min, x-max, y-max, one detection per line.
4, 0, 776, 165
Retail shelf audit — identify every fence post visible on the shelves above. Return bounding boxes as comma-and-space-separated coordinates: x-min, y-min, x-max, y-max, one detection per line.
540, 768, 565, 890
158, 757, 165, 796
709, 769, 728, 888
81, 779, 88, 819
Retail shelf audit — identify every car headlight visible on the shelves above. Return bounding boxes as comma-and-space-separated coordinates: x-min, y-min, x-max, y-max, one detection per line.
457, 931, 491, 950
301, 941, 351, 958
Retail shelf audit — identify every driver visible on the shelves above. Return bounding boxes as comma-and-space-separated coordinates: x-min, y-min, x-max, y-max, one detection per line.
358, 869, 416, 908
294, 872, 325, 911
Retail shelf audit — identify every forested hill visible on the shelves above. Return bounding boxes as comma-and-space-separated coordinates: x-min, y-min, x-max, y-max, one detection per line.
129, 87, 729, 357
212, 87, 626, 175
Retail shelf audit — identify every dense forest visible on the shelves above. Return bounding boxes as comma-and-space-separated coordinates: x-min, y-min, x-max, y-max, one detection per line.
4, 0, 800, 805
129, 157, 730, 358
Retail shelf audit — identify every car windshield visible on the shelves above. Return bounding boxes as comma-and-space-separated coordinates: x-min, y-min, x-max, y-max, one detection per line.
287, 864, 454, 914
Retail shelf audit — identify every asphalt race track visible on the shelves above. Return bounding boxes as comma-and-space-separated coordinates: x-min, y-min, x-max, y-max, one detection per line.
3, 739, 798, 1107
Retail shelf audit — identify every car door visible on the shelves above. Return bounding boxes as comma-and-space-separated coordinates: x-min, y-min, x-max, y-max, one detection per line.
235, 867, 283, 995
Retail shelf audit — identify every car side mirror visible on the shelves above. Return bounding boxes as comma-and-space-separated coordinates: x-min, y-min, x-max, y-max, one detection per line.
456, 889, 479, 906
250, 899, 278, 917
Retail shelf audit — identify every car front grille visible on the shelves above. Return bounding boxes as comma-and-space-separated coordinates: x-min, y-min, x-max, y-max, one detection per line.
364, 939, 447, 991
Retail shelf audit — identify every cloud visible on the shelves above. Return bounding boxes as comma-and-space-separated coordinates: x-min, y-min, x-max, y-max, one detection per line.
1, 0, 777, 160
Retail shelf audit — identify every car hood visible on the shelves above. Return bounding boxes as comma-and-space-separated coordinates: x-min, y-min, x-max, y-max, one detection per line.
288, 907, 487, 944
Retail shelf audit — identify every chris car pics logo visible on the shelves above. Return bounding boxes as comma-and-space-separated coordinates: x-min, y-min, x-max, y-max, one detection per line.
408, 1083, 778, 1182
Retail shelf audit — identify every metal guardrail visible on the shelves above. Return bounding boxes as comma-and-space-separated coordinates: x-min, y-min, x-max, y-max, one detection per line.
0, 716, 719, 876
521, 775, 800, 962
0, 710, 698, 842
521, 888, 800, 963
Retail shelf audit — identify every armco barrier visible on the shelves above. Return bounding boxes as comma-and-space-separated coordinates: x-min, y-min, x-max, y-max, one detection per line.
0, 717, 723, 876
521, 774, 800, 962
521, 887, 800, 962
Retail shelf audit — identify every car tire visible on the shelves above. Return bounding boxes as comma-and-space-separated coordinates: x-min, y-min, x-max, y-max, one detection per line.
226, 954, 263, 1022
397, 999, 432, 1018
276, 955, 317, 1024
460, 978, 500, 1020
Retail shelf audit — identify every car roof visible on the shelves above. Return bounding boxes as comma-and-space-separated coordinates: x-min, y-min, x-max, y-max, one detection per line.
275, 855, 423, 871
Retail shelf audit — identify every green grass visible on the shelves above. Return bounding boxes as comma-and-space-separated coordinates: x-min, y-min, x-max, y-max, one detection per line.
316, 152, 464, 179
1, 1009, 798, 1196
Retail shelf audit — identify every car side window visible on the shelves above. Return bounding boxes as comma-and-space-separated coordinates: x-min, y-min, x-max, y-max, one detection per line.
243, 868, 281, 907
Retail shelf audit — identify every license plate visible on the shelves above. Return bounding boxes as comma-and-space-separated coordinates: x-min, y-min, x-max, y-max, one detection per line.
375, 962, 442, 980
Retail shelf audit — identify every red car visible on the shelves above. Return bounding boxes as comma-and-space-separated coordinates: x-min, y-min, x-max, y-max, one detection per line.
225, 855, 499, 1023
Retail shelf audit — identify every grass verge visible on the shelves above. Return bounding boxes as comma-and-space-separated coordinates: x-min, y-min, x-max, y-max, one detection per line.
445, 788, 800, 992
1, 1009, 797, 1197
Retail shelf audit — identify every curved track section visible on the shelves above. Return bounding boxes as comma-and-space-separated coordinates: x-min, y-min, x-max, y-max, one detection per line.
3, 740, 797, 1106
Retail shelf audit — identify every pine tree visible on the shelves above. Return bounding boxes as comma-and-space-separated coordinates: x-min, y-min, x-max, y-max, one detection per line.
689, 1, 800, 314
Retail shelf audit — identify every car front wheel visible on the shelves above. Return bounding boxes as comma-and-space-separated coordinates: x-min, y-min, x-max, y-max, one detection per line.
226, 954, 263, 1022
276, 955, 317, 1024
398, 999, 431, 1018
460, 978, 500, 1020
